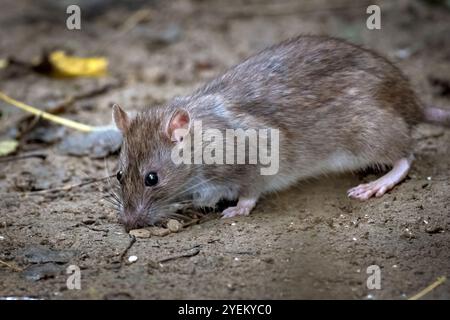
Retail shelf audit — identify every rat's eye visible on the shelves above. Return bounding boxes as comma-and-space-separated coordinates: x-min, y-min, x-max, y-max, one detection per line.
145, 172, 158, 187
116, 170, 124, 184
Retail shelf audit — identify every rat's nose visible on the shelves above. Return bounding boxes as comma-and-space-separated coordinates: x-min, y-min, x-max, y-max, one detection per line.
119, 213, 147, 232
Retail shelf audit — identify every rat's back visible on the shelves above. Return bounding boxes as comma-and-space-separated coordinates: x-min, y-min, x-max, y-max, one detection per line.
190, 35, 424, 205
197, 35, 422, 129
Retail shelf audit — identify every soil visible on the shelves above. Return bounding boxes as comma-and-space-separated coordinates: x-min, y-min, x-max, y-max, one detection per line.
0, 0, 449, 299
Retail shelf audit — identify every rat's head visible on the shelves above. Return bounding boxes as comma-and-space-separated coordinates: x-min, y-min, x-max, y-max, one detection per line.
112, 104, 193, 231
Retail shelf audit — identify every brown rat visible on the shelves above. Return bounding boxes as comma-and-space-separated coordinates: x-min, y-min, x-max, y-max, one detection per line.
112, 35, 450, 230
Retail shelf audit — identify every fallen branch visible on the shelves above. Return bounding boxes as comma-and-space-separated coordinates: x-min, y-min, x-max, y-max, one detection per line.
408, 276, 447, 300
0, 91, 94, 132
158, 247, 201, 263
0, 259, 23, 272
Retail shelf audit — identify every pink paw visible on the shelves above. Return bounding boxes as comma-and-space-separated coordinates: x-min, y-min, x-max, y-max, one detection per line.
348, 157, 412, 201
221, 206, 252, 219
347, 181, 392, 200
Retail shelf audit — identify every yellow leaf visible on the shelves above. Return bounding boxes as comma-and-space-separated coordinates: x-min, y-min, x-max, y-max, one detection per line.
0, 139, 19, 156
48, 51, 108, 77
0, 59, 7, 69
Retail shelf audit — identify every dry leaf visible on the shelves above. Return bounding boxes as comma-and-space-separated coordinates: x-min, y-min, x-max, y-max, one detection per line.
0, 59, 7, 69
48, 51, 108, 77
0, 139, 19, 156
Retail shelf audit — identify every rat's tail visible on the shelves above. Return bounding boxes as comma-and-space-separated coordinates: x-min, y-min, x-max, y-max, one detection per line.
422, 106, 450, 127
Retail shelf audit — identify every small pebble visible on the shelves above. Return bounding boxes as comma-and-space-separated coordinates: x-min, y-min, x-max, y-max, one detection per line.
128, 255, 138, 263
0, 235, 5, 240
261, 257, 274, 264
427, 176, 432, 181
425, 226, 444, 234
147, 260, 160, 269
167, 219, 182, 233
226, 283, 235, 291
149, 227, 171, 237
401, 228, 415, 239
129, 229, 151, 238
394, 48, 411, 60
82, 218, 96, 225
142, 66, 167, 84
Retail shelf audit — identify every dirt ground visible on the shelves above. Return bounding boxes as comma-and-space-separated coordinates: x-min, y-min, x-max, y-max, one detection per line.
0, 0, 449, 299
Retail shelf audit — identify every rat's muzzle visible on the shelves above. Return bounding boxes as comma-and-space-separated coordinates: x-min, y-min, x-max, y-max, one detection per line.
119, 211, 150, 231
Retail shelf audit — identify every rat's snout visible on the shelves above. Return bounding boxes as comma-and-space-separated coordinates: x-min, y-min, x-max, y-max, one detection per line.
120, 214, 147, 232
119, 207, 150, 232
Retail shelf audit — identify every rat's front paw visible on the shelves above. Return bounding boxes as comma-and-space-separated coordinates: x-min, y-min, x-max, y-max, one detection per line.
221, 197, 257, 219
222, 206, 252, 218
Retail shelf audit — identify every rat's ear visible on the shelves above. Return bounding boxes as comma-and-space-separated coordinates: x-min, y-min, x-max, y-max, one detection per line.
112, 104, 130, 133
166, 109, 190, 142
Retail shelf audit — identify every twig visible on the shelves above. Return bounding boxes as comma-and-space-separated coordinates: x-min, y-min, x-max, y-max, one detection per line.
94, 8, 153, 54
77, 83, 121, 101
118, 9, 153, 35
0, 259, 23, 272
0, 91, 94, 132
120, 235, 137, 263
182, 218, 200, 228
0, 151, 47, 163
26, 175, 113, 195
416, 132, 445, 140
158, 247, 201, 263
68, 223, 109, 233
83, 225, 109, 233
225, 250, 257, 256
408, 276, 447, 300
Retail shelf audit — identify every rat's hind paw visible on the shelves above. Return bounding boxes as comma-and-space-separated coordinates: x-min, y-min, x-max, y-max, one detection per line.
347, 156, 412, 201
347, 182, 390, 200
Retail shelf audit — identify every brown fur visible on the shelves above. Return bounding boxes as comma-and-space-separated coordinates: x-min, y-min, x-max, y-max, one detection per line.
114, 35, 426, 230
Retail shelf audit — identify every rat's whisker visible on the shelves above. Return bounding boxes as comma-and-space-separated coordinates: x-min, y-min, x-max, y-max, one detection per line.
102, 196, 122, 211
107, 189, 121, 202
104, 193, 120, 204
101, 157, 124, 208
159, 177, 217, 204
